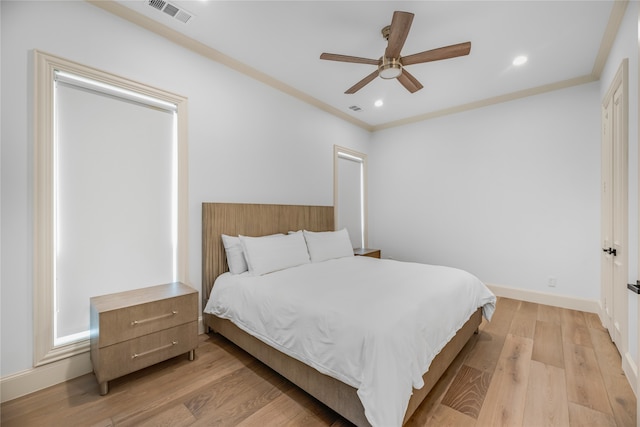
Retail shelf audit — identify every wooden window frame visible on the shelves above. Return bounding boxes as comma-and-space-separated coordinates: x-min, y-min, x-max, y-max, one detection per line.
33, 50, 189, 366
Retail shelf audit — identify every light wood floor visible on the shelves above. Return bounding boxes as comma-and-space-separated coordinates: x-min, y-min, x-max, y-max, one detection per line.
1, 298, 636, 426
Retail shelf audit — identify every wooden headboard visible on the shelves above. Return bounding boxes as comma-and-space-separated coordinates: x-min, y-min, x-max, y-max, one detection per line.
201, 203, 334, 306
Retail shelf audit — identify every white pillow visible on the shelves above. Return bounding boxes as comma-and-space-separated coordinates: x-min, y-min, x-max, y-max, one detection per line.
303, 229, 354, 263
221, 234, 248, 274
240, 232, 310, 276
222, 233, 284, 274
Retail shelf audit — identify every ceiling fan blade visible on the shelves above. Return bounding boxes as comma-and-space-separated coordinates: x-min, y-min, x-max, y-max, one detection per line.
397, 69, 423, 93
385, 11, 414, 59
401, 42, 471, 66
345, 70, 379, 94
320, 53, 379, 65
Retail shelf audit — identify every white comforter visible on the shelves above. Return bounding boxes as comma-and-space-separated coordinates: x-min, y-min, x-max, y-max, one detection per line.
204, 256, 495, 427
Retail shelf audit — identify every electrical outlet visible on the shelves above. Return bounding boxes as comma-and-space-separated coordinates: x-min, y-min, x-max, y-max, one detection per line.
548, 277, 557, 287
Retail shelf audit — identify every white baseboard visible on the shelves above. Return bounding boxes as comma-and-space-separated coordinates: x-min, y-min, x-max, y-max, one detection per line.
486, 283, 601, 313
198, 316, 205, 335
0, 352, 93, 403
623, 350, 638, 396
1, 316, 206, 404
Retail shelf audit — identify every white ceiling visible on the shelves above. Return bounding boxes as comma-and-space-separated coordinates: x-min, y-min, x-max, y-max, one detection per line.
114, 0, 616, 128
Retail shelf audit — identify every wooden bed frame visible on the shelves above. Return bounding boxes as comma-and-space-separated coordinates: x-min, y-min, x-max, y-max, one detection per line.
202, 202, 481, 426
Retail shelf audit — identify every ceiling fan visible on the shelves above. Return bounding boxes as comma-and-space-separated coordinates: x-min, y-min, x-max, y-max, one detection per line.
320, 11, 471, 94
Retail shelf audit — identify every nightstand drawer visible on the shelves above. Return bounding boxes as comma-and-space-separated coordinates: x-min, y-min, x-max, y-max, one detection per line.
94, 321, 198, 383
97, 293, 197, 347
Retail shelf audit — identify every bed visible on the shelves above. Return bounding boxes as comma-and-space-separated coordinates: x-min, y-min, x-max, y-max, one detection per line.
202, 202, 495, 427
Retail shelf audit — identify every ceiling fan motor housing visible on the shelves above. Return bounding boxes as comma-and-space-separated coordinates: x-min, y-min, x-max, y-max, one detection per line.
378, 57, 403, 79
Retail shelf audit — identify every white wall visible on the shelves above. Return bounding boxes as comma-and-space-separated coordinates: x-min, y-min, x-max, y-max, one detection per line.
368, 82, 601, 301
600, 0, 639, 374
0, 0, 370, 378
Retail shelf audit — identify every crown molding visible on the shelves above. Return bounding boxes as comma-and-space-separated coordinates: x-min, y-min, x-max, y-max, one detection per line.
88, 1, 625, 133
86, 0, 374, 132
591, 0, 629, 78
372, 74, 598, 132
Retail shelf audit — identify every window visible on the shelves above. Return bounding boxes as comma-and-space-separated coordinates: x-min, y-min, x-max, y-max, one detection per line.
334, 146, 367, 248
34, 51, 188, 366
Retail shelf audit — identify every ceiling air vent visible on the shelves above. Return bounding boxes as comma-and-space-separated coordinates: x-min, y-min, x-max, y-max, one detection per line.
147, 0, 193, 24
349, 105, 363, 112
174, 9, 193, 24
148, 0, 165, 11
163, 3, 179, 17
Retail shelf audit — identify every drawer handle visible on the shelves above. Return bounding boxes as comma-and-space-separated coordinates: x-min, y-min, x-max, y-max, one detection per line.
131, 311, 178, 326
132, 341, 178, 359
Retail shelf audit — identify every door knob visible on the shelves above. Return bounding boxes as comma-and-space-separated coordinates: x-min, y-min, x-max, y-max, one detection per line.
602, 247, 617, 256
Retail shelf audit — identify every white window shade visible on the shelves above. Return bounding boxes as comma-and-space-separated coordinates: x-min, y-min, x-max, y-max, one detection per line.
54, 80, 175, 343
337, 154, 364, 248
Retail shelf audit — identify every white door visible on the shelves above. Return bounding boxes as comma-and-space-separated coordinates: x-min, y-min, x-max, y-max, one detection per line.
601, 60, 628, 352
601, 100, 614, 336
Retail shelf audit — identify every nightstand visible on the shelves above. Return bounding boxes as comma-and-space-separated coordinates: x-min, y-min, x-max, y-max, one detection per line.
354, 248, 381, 259
90, 282, 198, 395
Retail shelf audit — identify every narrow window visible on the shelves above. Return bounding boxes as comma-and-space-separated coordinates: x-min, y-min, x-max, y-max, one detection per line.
334, 146, 367, 249
34, 51, 188, 365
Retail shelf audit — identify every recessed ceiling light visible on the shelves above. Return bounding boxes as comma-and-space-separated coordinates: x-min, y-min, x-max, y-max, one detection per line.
513, 55, 528, 66
374, 99, 384, 107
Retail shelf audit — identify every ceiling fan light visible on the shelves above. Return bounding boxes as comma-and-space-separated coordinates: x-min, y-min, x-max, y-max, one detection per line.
513, 55, 528, 66
379, 57, 403, 79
